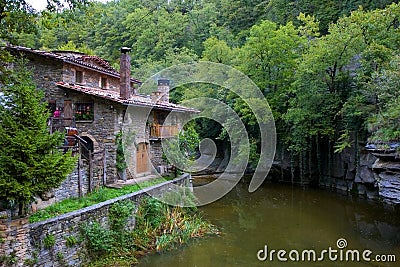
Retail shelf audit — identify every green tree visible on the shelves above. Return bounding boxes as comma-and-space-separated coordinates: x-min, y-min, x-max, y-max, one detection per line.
57, 40, 94, 55
263, 0, 397, 35
163, 121, 200, 176
0, 67, 77, 216
235, 20, 305, 158
335, 4, 400, 149
0, 0, 91, 42
202, 37, 233, 64
366, 55, 400, 142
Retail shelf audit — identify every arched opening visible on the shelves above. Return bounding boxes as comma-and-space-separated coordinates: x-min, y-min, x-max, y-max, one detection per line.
80, 136, 94, 160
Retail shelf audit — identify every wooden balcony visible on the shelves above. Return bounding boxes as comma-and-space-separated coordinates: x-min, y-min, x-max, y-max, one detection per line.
150, 124, 178, 139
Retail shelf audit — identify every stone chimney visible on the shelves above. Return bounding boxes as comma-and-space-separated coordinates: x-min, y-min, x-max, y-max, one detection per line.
120, 47, 131, 100
157, 78, 170, 102
151, 91, 162, 102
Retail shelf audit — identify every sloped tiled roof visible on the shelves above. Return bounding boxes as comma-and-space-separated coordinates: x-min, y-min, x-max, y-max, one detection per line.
57, 82, 198, 113
6, 45, 141, 84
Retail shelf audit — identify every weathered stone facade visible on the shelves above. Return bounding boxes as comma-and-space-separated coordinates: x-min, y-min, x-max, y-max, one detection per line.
62, 65, 121, 92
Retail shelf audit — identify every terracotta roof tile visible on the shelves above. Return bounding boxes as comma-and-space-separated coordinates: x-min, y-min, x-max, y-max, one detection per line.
56, 82, 198, 113
6, 45, 141, 84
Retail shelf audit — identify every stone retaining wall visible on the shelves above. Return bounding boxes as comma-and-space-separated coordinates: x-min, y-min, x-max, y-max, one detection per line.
0, 175, 190, 267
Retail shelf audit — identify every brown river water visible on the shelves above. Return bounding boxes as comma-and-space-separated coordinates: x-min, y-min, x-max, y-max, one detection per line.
137, 181, 400, 267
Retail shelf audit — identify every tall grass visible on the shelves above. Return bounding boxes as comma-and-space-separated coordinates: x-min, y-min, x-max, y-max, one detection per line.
84, 196, 219, 267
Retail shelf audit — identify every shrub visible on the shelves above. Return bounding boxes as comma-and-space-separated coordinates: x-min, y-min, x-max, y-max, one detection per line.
43, 234, 55, 249
109, 200, 135, 233
81, 222, 114, 256
65, 235, 78, 247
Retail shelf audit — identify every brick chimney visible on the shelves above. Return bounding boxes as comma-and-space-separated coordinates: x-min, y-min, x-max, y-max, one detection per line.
120, 47, 131, 100
157, 78, 170, 102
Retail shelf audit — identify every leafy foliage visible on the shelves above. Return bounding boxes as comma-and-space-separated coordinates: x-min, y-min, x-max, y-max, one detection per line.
162, 121, 200, 173
0, 66, 77, 215
81, 196, 218, 267
81, 222, 114, 256
5, 0, 400, 185
108, 200, 135, 232
115, 131, 127, 172
0, 0, 91, 43
43, 234, 56, 249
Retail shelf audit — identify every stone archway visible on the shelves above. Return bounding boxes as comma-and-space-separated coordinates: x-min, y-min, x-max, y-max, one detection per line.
78, 133, 99, 153
80, 136, 94, 159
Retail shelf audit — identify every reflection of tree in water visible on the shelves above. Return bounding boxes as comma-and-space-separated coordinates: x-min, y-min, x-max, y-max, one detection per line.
345, 200, 400, 249
220, 182, 400, 253
231, 184, 259, 232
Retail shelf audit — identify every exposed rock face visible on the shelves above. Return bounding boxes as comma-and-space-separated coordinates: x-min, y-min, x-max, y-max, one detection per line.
271, 144, 400, 205
325, 148, 400, 205
372, 157, 400, 205
323, 148, 400, 205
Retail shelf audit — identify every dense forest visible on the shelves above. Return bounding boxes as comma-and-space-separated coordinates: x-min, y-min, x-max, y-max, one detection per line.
4, 0, 400, 183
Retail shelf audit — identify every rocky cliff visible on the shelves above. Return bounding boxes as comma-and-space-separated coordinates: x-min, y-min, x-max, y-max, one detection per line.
370, 151, 400, 205
272, 143, 400, 205
321, 145, 400, 205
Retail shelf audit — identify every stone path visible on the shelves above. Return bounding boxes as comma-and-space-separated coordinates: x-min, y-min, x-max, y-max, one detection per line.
106, 174, 159, 189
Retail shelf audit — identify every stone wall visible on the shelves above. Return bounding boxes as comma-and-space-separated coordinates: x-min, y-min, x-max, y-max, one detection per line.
124, 106, 151, 177
149, 141, 167, 171
0, 212, 31, 266
73, 93, 125, 184
0, 175, 190, 267
32, 166, 88, 212
25, 55, 65, 101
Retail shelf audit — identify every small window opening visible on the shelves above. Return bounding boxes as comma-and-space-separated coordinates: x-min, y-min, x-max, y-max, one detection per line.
75, 70, 83, 84
75, 102, 94, 121
101, 77, 108, 89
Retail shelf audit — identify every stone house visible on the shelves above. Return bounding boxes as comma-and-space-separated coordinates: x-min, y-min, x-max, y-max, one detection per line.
6, 45, 195, 204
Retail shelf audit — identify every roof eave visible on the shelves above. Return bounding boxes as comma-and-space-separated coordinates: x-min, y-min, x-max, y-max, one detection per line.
57, 83, 198, 113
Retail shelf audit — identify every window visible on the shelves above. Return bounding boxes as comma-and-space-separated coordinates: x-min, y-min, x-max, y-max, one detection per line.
75, 102, 94, 121
75, 70, 83, 84
100, 77, 108, 89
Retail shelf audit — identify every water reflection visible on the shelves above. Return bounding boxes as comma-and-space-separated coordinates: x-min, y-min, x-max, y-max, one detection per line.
138, 182, 400, 267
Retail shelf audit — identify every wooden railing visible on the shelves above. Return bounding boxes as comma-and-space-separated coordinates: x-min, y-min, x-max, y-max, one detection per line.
150, 124, 178, 138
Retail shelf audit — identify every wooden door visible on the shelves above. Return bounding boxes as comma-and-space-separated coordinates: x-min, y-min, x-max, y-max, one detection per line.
63, 100, 73, 126
136, 143, 149, 174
